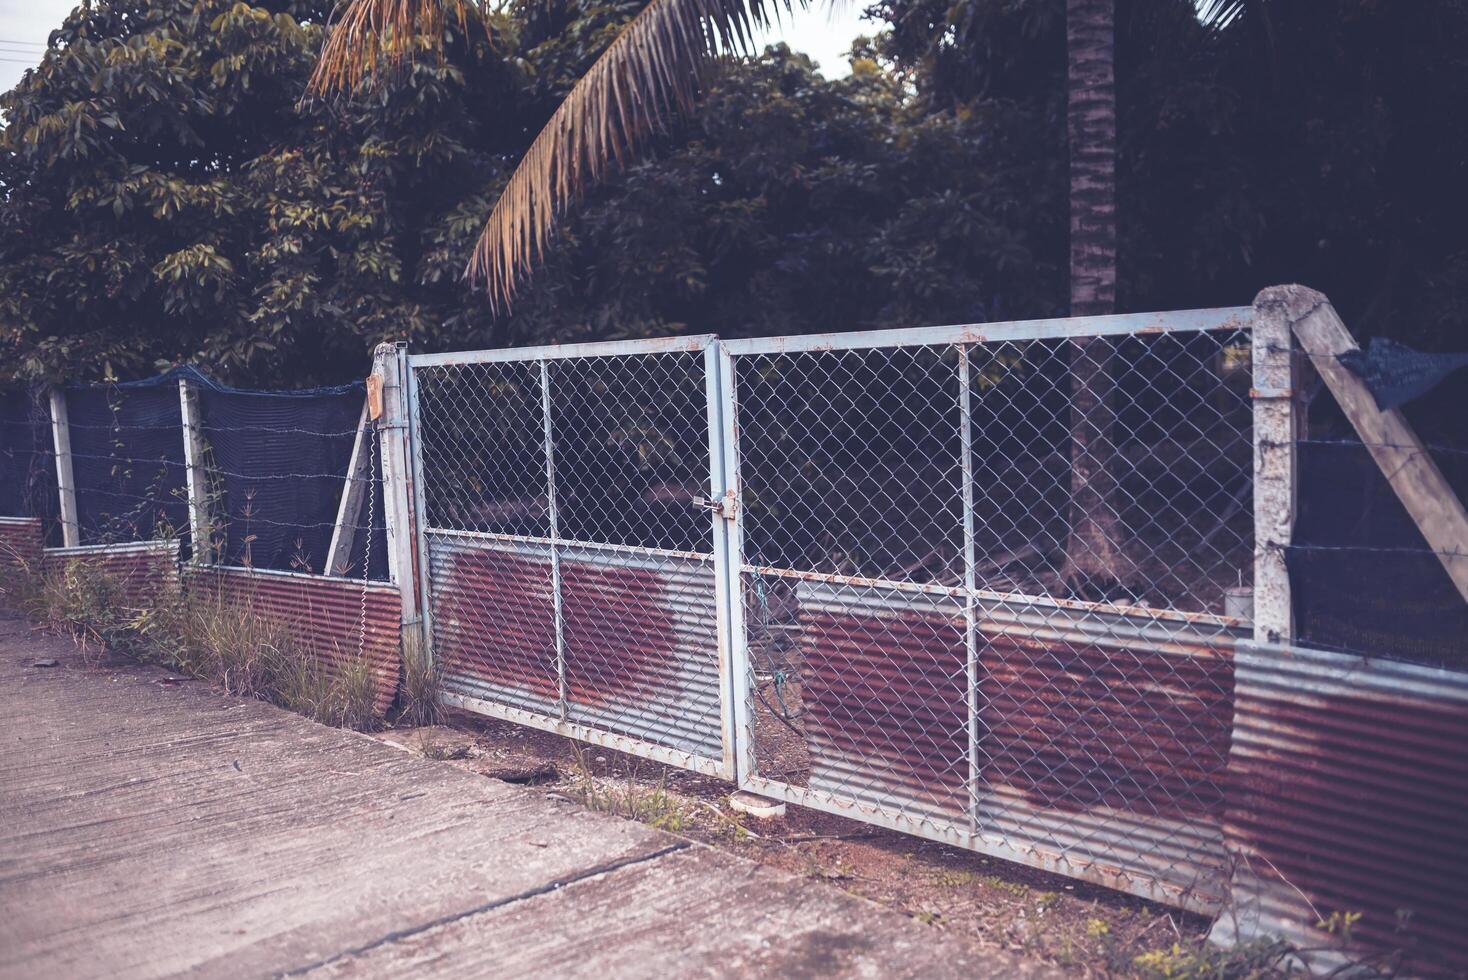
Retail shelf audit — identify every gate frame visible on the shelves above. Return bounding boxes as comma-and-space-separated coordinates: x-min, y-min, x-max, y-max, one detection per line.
405, 334, 737, 780
717, 306, 1255, 913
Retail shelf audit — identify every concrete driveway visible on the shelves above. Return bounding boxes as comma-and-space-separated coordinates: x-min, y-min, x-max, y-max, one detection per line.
0, 612, 1052, 979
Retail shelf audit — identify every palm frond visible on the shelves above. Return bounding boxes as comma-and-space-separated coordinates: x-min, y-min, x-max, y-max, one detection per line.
309, 0, 803, 308
469, 0, 802, 309
308, 0, 478, 97
1197, 0, 1247, 29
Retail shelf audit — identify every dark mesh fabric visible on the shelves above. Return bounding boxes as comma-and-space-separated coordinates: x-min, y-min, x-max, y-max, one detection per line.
64, 383, 188, 546
1288, 371, 1468, 670
0, 389, 59, 540
196, 384, 386, 579
54, 367, 386, 580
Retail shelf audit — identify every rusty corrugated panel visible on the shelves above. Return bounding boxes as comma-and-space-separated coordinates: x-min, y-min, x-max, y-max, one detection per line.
0, 517, 43, 580
1214, 642, 1468, 975
187, 566, 402, 716
797, 581, 1235, 910
429, 532, 560, 717
42, 540, 180, 610
430, 532, 724, 763
560, 545, 722, 762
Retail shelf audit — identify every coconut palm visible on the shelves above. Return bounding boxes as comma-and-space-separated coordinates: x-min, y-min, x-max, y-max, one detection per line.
1061, 0, 1125, 595
311, 0, 1124, 595
308, 0, 808, 311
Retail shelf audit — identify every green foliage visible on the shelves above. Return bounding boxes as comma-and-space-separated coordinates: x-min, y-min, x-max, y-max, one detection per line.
0, 0, 1052, 387
4, 0, 1466, 389
872, 0, 1468, 348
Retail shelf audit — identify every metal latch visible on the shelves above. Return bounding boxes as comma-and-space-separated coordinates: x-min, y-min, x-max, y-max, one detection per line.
692, 491, 735, 518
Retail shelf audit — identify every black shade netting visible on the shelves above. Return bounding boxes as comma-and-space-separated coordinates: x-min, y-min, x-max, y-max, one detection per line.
1287, 370, 1468, 671
0, 389, 60, 542
64, 384, 188, 546
196, 384, 386, 580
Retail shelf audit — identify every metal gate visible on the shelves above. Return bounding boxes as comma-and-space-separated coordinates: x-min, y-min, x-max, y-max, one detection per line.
406, 337, 735, 778
719, 310, 1252, 911
405, 308, 1253, 911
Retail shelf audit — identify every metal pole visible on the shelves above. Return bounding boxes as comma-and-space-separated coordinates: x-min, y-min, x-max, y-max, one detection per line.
958, 346, 980, 833
325, 398, 371, 576
47, 387, 79, 548
178, 379, 212, 564
376, 343, 423, 629
716, 343, 756, 787
404, 354, 436, 669
704, 342, 739, 781
540, 360, 568, 720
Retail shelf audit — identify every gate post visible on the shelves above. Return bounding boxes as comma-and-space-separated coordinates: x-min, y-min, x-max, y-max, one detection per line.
1250, 288, 1302, 645
374, 342, 425, 652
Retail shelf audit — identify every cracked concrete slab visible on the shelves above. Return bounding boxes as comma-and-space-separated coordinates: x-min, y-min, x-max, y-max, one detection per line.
0, 613, 1055, 979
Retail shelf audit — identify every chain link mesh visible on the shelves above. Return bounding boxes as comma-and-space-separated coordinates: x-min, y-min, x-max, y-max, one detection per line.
730, 328, 1250, 907
413, 348, 726, 771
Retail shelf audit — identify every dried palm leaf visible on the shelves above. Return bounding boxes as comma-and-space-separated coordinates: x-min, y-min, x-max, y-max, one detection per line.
309, 0, 807, 309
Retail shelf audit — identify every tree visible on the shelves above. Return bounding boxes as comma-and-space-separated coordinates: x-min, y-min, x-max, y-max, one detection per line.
1062, 0, 1126, 596
0, 0, 1050, 387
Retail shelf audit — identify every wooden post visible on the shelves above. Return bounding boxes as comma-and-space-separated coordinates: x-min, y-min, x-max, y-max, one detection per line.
324, 398, 372, 576
374, 343, 422, 634
178, 379, 212, 564
1250, 287, 1302, 644
1284, 287, 1468, 605
47, 387, 80, 548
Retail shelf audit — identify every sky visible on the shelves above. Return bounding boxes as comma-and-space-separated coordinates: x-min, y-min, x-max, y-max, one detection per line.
0, 0, 874, 93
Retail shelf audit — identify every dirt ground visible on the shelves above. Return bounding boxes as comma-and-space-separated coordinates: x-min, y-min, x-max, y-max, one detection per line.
375, 710, 1217, 978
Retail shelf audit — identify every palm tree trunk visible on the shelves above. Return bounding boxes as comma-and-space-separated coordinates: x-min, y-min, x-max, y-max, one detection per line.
1063, 0, 1126, 596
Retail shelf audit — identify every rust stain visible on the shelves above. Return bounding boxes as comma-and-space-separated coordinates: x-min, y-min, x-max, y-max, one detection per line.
190, 567, 402, 716
437, 548, 680, 709
0, 519, 43, 577
42, 543, 178, 611
798, 600, 1234, 824
437, 548, 558, 701
800, 606, 968, 818
561, 558, 677, 707
1227, 688, 1468, 973
978, 633, 1233, 821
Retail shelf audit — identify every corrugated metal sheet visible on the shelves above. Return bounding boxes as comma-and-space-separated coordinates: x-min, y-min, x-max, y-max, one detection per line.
796, 581, 1235, 910
429, 532, 560, 718
1212, 642, 1468, 975
187, 565, 402, 716
429, 532, 724, 764
43, 540, 180, 610
0, 517, 43, 580
560, 544, 722, 763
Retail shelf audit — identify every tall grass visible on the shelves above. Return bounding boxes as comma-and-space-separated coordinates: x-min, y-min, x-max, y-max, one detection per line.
20, 554, 382, 731
397, 628, 441, 727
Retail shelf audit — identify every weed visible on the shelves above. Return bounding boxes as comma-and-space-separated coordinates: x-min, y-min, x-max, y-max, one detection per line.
24, 557, 132, 663
980, 874, 1032, 900
421, 739, 473, 761
927, 868, 977, 889
1132, 938, 1294, 979
565, 745, 695, 832
397, 629, 441, 727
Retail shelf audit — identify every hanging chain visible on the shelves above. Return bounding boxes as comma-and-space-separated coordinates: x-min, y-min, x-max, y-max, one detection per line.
357, 419, 378, 662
